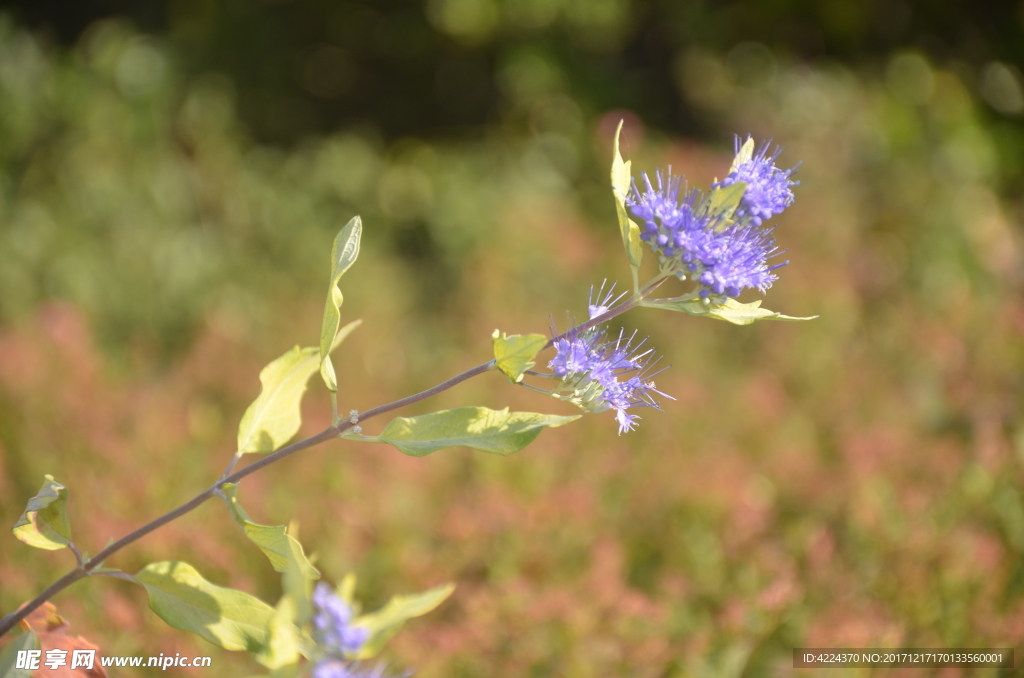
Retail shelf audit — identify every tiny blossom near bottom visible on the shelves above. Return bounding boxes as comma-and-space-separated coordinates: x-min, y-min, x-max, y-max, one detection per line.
545, 287, 672, 434
311, 584, 388, 678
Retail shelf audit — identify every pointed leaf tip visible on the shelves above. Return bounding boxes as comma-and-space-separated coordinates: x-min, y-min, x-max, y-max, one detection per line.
319, 217, 362, 392
353, 583, 455, 659
221, 484, 320, 581
642, 297, 816, 325
134, 561, 275, 652
13, 474, 71, 550
611, 121, 643, 276
729, 136, 756, 175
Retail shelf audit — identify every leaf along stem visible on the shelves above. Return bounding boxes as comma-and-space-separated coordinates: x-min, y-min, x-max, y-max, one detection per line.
0, 273, 665, 639
0, 358, 498, 638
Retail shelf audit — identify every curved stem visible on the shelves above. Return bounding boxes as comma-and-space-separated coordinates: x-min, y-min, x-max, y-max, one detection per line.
546, 273, 669, 348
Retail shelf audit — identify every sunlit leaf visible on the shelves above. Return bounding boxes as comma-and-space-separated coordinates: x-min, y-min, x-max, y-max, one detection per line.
642, 297, 816, 325
134, 561, 275, 652
353, 583, 455, 659
728, 136, 755, 175
255, 596, 303, 671
237, 346, 320, 455
220, 484, 320, 581
611, 121, 643, 278
492, 331, 547, 383
365, 407, 580, 457
698, 181, 746, 223
337, 573, 357, 608
319, 217, 362, 392
12, 475, 71, 550
0, 629, 40, 678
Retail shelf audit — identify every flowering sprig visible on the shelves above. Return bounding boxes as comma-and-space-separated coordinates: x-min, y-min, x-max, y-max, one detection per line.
534, 285, 671, 434
2, 122, 812, 678
625, 136, 797, 302
716, 136, 799, 226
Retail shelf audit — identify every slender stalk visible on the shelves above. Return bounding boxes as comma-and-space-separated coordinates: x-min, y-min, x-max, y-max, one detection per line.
68, 542, 83, 568
546, 274, 669, 347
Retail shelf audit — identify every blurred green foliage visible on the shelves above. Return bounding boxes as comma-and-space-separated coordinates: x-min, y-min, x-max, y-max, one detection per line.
0, 3, 1023, 677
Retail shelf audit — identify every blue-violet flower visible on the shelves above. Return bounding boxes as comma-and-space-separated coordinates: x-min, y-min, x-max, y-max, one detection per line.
312, 583, 370, 657
626, 137, 796, 300
714, 136, 798, 226
311, 583, 383, 678
548, 292, 671, 434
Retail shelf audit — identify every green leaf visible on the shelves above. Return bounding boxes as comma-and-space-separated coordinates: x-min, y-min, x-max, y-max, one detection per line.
12, 475, 71, 550
322, 318, 362, 401
220, 484, 320, 581
642, 297, 817, 325
728, 136, 755, 175
237, 345, 320, 455
0, 630, 40, 678
134, 561, 275, 652
697, 181, 746, 223
611, 121, 643, 277
353, 583, 455, 659
365, 407, 580, 457
492, 331, 547, 383
319, 217, 362, 392
330, 319, 362, 355
280, 538, 314, 629
255, 596, 303, 671
337, 573, 357, 607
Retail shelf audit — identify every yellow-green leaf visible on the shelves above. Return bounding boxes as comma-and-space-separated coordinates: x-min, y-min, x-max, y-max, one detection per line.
728, 136, 755, 175
255, 596, 303, 671
353, 583, 455, 659
642, 297, 816, 325
319, 217, 362, 392
337, 573, 357, 607
366, 407, 580, 457
237, 346, 320, 455
221, 484, 320, 581
134, 561, 275, 652
492, 331, 547, 383
12, 475, 71, 550
611, 121, 643, 274
698, 181, 746, 224
320, 318, 362, 400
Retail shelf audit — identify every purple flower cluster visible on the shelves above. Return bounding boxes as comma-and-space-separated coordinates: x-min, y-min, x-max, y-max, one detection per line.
626, 137, 797, 300
715, 137, 799, 226
311, 584, 375, 678
548, 294, 670, 434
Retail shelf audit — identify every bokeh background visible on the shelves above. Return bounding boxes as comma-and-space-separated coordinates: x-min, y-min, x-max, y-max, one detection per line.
1, 0, 1024, 676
